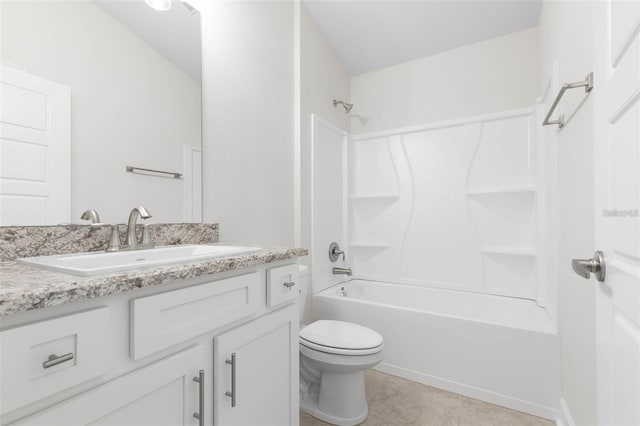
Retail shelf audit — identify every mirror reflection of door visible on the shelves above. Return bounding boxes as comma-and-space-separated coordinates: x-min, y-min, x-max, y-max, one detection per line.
0, 0, 202, 225
0, 65, 71, 226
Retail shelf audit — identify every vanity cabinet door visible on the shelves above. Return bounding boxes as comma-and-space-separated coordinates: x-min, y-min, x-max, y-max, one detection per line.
213, 305, 298, 426
12, 345, 206, 426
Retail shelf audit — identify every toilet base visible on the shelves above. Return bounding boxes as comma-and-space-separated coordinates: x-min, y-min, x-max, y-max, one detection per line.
300, 368, 370, 426
301, 391, 368, 426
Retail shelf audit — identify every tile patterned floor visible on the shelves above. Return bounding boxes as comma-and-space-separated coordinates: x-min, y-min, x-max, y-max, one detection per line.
300, 370, 554, 426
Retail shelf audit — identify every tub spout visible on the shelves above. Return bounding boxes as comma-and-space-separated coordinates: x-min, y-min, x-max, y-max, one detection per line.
332, 267, 352, 276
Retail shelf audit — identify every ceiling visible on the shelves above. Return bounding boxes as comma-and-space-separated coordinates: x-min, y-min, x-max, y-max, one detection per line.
93, 0, 202, 83
303, 0, 542, 76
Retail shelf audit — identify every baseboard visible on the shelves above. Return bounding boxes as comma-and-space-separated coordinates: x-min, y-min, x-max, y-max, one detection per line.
556, 398, 576, 426
374, 363, 561, 421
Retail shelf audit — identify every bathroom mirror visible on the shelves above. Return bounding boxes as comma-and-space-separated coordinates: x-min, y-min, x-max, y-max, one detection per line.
0, 0, 202, 226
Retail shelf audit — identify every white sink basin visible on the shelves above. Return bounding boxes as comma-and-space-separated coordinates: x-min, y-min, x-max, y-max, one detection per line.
17, 245, 261, 276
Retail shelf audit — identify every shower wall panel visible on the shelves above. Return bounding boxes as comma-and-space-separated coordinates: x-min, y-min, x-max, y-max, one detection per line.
349, 108, 542, 301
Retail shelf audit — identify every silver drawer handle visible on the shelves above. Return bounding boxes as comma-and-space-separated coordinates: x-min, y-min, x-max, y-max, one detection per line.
225, 353, 237, 407
43, 352, 74, 369
193, 369, 204, 426
283, 281, 296, 288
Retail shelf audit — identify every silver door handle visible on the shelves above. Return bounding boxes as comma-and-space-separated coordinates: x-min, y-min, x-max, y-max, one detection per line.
283, 281, 296, 288
193, 369, 204, 426
43, 352, 74, 369
225, 353, 237, 407
572, 250, 606, 282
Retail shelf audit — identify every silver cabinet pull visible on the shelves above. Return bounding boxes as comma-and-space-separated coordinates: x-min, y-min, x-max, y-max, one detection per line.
192, 369, 204, 425
43, 352, 74, 369
572, 250, 606, 282
283, 281, 296, 288
225, 353, 237, 407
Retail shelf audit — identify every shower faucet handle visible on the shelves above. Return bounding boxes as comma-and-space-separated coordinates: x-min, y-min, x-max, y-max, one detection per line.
329, 242, 345, 262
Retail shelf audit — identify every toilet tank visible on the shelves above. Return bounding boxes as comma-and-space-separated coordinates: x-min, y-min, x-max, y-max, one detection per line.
298, 265, 309, 324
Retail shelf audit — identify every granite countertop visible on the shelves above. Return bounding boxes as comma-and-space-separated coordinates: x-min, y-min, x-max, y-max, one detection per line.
0, 246, 307, 317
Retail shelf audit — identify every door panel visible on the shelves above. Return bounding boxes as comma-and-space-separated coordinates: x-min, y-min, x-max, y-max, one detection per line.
0, 64, 71, 225
594, 1, 640, 425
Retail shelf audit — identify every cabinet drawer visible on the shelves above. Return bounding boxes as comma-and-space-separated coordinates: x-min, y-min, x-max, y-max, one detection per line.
131, 272, 262, 359
267, 264, 299, 307
0, 307, 110, 413
12, 345, 205, 426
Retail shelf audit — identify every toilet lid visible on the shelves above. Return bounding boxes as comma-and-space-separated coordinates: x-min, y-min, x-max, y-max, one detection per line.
299, 320, 383, 352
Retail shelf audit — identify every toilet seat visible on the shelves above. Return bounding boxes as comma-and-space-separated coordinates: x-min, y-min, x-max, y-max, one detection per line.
300, 320, 383, 356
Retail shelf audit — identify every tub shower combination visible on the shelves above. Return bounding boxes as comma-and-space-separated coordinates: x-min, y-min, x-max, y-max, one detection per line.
310, 106, 561, 420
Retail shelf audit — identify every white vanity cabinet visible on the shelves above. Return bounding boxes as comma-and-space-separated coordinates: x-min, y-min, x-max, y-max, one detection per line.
0, 261, 301, 426
214, 305, 298, 426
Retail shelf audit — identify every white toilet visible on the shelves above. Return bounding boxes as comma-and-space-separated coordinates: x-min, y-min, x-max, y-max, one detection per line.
298, 267, 384, 426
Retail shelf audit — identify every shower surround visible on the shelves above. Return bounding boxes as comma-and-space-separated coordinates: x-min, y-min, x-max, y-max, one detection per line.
310, 105, 560, 419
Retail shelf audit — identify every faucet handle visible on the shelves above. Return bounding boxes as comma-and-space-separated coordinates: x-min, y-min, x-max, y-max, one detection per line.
106, 225, 121, 252
80, 209, 101, 224
329, 242, 346, 262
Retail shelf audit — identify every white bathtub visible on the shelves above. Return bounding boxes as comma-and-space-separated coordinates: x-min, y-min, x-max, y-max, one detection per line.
312, 279, 561, 420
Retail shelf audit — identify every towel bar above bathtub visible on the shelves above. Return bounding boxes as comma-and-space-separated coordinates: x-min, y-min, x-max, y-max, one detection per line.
542, 72, 594, 129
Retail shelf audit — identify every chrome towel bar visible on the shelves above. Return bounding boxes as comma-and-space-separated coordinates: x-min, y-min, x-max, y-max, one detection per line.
126, 165, 182, 179
542, 72, 594, 129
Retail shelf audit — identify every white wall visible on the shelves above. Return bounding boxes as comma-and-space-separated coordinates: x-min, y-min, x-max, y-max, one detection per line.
538, 2, 597, 425
197, 0, 295, 246
350, 28, 540, 134
299, 3, 350, 250
1, 0, 201, 224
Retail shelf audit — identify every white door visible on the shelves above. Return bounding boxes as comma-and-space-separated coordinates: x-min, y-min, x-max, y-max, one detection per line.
214, 305, 298, 426
593, 2, 640, 425
0, 64, 71, 225
12, 345, 206, 426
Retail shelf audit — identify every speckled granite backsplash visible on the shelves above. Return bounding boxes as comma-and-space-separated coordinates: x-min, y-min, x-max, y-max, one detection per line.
0, 223, 219, 261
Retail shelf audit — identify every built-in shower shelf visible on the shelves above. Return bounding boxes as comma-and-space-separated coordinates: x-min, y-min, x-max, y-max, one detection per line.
481, 247, 536, 256
350, 193, 400, 201
350, 241, 389, 248
466, 186, 536, 196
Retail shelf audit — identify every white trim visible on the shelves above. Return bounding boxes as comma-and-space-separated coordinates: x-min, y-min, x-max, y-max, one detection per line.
557, 398, 576, 426
375, 363, 562, 422
182, 144, 202, 222
351, 106, 535, 141
293, 0, 301, 247
310, 114, 316, 294
537, 60, 559, 327
313, 114, 349, 137
342, 132, 349, 254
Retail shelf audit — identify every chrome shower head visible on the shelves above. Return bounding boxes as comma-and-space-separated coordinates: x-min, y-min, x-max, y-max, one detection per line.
333, 99, 353, 114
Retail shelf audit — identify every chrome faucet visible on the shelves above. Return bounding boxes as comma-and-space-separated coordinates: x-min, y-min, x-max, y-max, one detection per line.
80, 209, 101, 224
126, 206, 152, 246
332, 267, 352, 276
